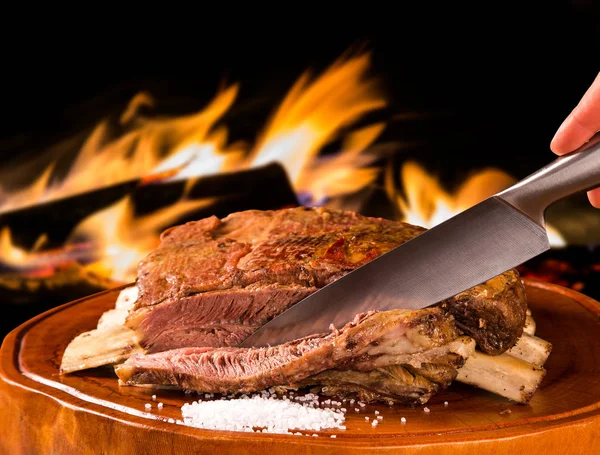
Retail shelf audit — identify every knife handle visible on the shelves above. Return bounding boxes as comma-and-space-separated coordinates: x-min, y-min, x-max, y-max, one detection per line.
498, 131, 600, 226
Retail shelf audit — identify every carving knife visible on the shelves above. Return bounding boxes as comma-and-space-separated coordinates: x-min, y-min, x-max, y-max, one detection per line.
241, 132, 600, 348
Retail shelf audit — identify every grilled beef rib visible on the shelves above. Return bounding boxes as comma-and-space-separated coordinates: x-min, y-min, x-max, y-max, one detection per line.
62, 206, 533, 404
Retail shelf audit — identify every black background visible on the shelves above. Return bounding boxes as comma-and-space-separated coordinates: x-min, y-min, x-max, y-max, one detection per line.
1, 2, 599, 180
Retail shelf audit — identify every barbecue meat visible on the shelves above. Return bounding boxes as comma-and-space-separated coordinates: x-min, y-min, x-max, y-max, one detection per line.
441, 270, 527, 355
126, 206, 527, 355
63, 206, 534, 404
115, 308, 477, 405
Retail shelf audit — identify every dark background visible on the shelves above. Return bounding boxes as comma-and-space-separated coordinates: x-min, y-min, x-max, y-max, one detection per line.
0, 3, 599, 332
2, 2, 599, 179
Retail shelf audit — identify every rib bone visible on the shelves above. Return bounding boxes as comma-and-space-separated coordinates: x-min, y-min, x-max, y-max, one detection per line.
456, 350, 546, 404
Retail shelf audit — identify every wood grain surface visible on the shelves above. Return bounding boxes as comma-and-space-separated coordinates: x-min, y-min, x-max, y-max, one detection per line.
1, 279, 599, 454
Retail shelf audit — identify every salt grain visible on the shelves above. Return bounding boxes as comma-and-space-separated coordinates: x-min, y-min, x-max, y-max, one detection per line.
158, 402, 164, 409
371, 420, 378, 426
377, 416, 383, 420
444, 401, 449, 407
144, 403, 151, 410
331, 435, 337, 438
181, 395, 346, 434
423, 407, 430, 413
401, 417, 406, 423
354, 408, 360, 412
151, 395, 157, 401
374, 410, 379, 415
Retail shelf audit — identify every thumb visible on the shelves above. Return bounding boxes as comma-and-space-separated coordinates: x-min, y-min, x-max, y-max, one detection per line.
550, 72, 600, 155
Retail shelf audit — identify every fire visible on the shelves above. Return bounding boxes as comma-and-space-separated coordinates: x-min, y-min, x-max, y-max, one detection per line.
0, 86, 240, 213
0, 52, 388, 284
66, 194, 215, 283
247, 53, 386, 204
386, 161, 567, 248
0, 227, 39, 268
0, 50, 569, 286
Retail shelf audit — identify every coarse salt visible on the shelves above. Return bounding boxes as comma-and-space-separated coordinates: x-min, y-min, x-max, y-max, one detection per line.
158, 402, 164, 409
181, 395, 346, 435
401, 417, 406, 423
423, 407, 430, 413
144, 403, 151, 410
444, 401, 449, 407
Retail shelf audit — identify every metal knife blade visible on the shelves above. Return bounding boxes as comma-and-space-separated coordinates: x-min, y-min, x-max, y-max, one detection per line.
240, 132, 600, 348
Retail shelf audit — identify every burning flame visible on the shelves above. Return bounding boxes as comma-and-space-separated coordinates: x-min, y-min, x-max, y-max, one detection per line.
0, 86, 240, 213
248, 53, 386, 199
386, 161, 567, 248
0, 52, 388, 283
0, 50, 569, 286
0, 227, 39, 268
66, 194, 215, 283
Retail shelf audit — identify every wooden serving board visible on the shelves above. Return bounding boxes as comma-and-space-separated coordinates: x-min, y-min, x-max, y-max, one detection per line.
1, 279, 599, 454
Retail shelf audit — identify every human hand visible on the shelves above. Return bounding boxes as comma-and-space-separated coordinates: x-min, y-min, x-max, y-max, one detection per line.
550, 71, 600, 208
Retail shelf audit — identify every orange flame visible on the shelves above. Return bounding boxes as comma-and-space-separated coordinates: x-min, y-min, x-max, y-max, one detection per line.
67, 194, 215, 283
0, 227, 38, 268
0, 50, 570, 285
248, 53, 386, 194
0, 52, 390, 283
386, 161, 566, 248
0, 85, 239, 213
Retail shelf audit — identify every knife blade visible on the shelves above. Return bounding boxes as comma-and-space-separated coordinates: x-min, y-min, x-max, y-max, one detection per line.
240, 132, 600, 348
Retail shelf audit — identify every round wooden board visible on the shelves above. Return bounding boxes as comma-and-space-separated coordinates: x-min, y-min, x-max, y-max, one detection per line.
1, 279, 599, 454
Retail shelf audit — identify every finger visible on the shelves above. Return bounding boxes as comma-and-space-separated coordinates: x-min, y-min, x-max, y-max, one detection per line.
551, 72, 600, 155
589, 188, 600, 208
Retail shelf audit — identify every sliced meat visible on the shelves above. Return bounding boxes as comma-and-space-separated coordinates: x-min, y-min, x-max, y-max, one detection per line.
115, 307, 472, 400
127, 286, 314, 352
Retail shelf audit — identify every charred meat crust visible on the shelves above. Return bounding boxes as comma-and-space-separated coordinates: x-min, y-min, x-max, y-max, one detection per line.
439, 269, 527, 355
299, 365, 445, 406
